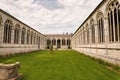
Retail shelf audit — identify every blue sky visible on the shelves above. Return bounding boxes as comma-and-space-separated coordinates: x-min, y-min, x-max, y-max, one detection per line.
0, 0, 102, 34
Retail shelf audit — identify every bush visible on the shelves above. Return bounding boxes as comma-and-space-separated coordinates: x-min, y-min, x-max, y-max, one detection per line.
50, 45, 54, 54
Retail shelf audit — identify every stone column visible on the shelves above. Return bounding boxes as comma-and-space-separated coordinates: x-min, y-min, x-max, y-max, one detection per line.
89, 25, 92, 52
116, 9, 120, 41
19, 29, 21, 44
0, 23, 4, 45
112, 10, 116, 42
104, 16, 109, 55
61, 39, 62, 48
95, 21, 98, 44
24, 32, 27, 45
56, 38, 57, 48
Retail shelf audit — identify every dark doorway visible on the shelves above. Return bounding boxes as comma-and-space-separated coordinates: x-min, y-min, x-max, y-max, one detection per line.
57, 39, 61, 48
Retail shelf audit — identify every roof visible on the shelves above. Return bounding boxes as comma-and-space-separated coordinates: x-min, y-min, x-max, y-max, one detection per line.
45, 34, 72, 37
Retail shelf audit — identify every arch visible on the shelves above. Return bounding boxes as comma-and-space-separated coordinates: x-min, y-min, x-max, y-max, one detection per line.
57, 39, 61, 48
52, 38, 56, 45
14, 24, 20, 44
47, 38, 51, 45
21, 27, 26, 44
106, 0, 120, 42
90, 18, 95, 43
90, 18, 94, 25
96, 11, 105, 43
34, 33, 36, 44
106, 0, 118, 12
67, 38, 71, 45
35, 34, 38, 45
26, 29, 30, 44
30, 31, 33, 44
3, 19, 13, 43
96, 10, 104, 20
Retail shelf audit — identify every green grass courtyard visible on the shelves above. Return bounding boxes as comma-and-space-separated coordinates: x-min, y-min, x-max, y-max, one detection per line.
0, 50, 120, 80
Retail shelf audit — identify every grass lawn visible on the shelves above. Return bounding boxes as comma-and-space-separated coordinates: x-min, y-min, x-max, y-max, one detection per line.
0, 50, 120, 80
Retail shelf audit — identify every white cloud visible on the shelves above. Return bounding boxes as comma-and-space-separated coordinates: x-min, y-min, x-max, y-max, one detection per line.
0, 0, 102, 34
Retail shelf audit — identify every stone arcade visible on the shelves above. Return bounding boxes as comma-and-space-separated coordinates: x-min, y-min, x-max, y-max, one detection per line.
71, 0, 120, 64
45, 34, 71, 49
0, 0, 120, 65
0, 9, 47, 56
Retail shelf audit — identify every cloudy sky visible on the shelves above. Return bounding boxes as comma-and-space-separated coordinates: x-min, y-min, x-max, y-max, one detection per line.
0, 0, 102, 34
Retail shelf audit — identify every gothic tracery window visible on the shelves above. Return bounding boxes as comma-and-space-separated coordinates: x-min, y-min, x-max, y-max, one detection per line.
14, 24, 20, 44
21, 28, 26, 44
97, 11, 105, 43
107, 1, 120, 42
3, 20, 13, 43
47, 39, 51, 45
31, 32, 33, 44
52, 38, 56, 45
67, 38, 71, 45
27, 30, 30, 44
90, 19, 95, 44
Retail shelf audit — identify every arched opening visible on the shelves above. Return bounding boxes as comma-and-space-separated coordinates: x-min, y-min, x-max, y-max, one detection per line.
57, 39, 61, 48
47, 38, 51, 49
52, 38, 56, 45
90, 18, 95, 44
67, 38, 71, 49
33, 33, 36, 45
3, 20, 13, 43
14, 24, 20, 44
62, 38, 65, 45
107, 1, 120, 42
26, 30, 30, 44
21, 27, 26, 44
96, 11, 105, 43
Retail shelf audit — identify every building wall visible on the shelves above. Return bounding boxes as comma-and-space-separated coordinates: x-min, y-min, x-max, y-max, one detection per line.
46, 35, 71, 49
72, 0, 120, 65
0, 9, 47, 56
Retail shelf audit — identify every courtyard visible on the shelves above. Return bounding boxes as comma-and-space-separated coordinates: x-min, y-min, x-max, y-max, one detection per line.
0, 50, 120, 80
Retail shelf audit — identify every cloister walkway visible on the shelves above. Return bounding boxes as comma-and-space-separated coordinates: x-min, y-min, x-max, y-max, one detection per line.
0, 50, 120, 80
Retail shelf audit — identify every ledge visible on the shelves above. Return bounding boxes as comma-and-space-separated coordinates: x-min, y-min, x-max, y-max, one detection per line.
0, 62, 23, 80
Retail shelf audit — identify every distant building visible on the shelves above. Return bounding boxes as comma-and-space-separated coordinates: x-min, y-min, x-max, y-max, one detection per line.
45, 34, 71, 49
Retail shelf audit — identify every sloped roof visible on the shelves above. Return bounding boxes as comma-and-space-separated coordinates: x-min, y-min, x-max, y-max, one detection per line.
45, 34, 72, 37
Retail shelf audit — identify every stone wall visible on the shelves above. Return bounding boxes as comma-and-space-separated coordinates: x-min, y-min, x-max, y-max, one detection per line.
0, 9, 47, 56
72, 0, 120, 65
